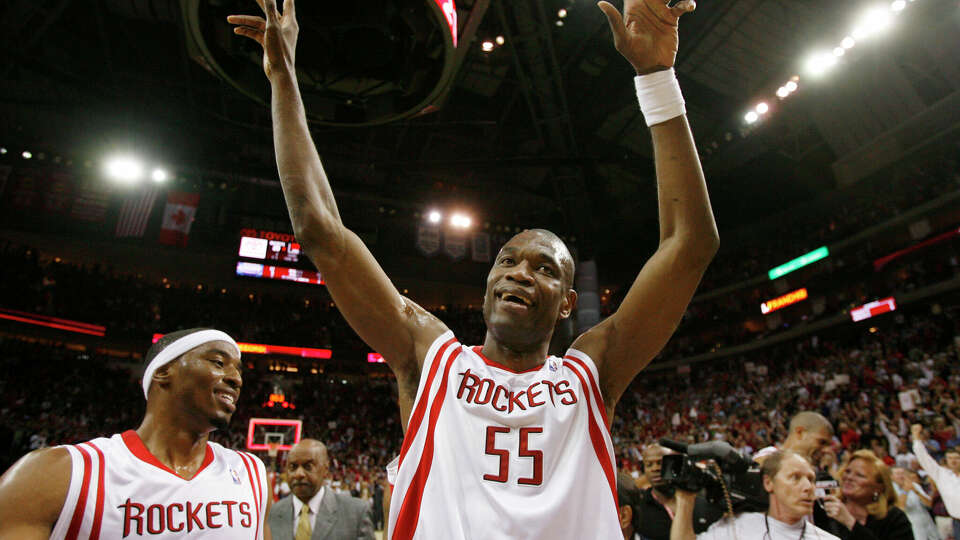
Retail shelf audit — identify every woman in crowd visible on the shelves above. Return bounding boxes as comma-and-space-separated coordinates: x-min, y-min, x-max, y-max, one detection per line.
892, 467, 941, 540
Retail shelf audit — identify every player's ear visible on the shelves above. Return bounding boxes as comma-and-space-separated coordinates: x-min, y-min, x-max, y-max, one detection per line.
558, 289, 577, 320
151, 363, 175, 391
618, 504, 632, 530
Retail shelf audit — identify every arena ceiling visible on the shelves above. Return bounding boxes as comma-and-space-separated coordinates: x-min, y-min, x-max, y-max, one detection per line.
1, 0, 957, 279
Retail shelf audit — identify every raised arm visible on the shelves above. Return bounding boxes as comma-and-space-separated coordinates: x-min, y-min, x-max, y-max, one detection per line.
575, 0, 718, 407
227, 1, 447, 386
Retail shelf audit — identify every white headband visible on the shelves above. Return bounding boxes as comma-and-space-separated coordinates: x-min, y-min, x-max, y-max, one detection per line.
142, 330, 241, 399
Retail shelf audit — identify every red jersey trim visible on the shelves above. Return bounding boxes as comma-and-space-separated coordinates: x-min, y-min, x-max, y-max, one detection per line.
81, 442, 107, 540
237, 452, 262, 540
398, 337, 457, 467
564, 355, 610, 430
564, 360, 618, 512
120, 430, 215, 481
393, 347, 462, 540
65, 445, 93, 540
470, 346, 544, 374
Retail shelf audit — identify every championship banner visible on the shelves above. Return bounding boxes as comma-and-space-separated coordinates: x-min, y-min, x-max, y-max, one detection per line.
416, 224, 441, 256
471, 232, 490, 262
70, 180, 111, 223
444, 232, 467, 261
158, 191, 200, 247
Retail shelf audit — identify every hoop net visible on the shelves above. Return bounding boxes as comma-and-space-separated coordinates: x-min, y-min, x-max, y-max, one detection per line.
267, 441, 280, 458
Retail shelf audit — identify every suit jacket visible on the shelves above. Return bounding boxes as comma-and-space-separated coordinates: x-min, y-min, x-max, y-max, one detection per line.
269, 490, 375, 540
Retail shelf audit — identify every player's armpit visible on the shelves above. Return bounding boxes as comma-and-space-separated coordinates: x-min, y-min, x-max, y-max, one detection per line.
0, 447, 72, 540
573, 235, 713, 407
308, 228, 449, 374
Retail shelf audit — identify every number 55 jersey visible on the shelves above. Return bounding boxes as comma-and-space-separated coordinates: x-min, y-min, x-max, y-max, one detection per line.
387, 331, 622, 540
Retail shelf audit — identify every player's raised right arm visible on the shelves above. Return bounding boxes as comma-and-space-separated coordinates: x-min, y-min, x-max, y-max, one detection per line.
0, 447, 72, 539
228, 0, 447, 374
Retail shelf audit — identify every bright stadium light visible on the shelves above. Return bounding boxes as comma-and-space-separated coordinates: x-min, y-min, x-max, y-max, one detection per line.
495, 35, 505, 45
744, 111, 759, 124
151, 168, 168, 183
22, 151, 33, 159
755, 102, 769, 114
776, 87, 789, 98
804, 52, 837, 77
450, 213, 471, 228
0, 147, 7, 155
833, 47, 846, 57
558, 8, 567, 18
481, 40, 494, 52
890, 0, 905, 12
427, 210, 442, 224
841, 36, 856, 49
852, 7, 892, 39
785, 80, 799, 92
105, 156, 144, 183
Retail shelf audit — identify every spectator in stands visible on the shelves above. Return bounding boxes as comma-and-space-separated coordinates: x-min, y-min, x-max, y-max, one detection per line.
912, 424, 960, 539
617, 471, 642, 540
670, 450, 840, 540
754, 411, 834, 464
816, 449, 914, 540
892, 467, 940, 540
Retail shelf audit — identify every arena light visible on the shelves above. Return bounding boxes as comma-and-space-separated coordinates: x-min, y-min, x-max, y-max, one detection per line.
450, 213, 472, 228
833, 47, 846, 57
22, 151, 32, 159
850, 297, 896, 322
495, 35, 505, 45
105, 155, 144, 183
368, 353, 387, 363
0, 147, 7, 154
890, 0, 906, 12
785, 80, 799, 92
852, 7, 892, 39
761, 288, 809, 315
151, 168, 168, 183
481, 40, 494, 52
427, 210, 442, 224
0, 308, 106, 336
841, 36, 856, 49
744, 111, 759, 124
804, 52, 837, 77
776, 87, 789, 98
755, 102, 769, 114
558, 8, 567, 18
768, 246, 830, 280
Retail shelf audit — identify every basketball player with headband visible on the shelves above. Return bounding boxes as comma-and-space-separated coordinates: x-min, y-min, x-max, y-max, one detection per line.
0, 328, 273, 539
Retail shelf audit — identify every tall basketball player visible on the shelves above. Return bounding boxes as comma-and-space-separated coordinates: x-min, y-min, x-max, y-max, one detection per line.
0, 328, 273, 539
229, 0, 716, 538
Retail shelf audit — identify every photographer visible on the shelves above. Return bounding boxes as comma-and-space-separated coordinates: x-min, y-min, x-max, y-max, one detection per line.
630, 444, 723, 539
670, 450, 840, 540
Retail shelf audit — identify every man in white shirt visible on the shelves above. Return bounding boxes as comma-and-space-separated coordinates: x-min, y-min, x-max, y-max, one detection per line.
267, 439, 373, 540
670, 450, 840, 540
912, 424, 960, 538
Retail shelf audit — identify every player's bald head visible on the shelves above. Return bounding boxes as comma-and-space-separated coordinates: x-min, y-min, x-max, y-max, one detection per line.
789, 411, 833, 436
502, 228, 575, 289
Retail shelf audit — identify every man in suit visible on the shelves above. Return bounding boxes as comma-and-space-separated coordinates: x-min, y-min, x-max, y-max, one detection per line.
268, 439, 374, 540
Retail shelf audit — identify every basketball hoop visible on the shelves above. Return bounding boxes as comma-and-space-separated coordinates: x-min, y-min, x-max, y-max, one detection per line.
267, 441, 280, 458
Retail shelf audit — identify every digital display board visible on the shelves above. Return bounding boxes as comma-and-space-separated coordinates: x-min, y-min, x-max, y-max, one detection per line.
238, 229, 301, 263
761, 288, 809, 314
850, 297, 896, 322
768, 247, 829, 280
236, 262, 324, 286
152, 334, 332, 359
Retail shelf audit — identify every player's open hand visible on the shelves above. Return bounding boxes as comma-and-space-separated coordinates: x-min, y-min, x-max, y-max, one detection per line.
598, 0, 695, 75
227, 0, 298, 81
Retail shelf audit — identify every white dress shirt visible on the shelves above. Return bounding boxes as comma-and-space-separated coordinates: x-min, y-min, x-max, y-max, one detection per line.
913, 439, 960, 518
292, 487, 325, 531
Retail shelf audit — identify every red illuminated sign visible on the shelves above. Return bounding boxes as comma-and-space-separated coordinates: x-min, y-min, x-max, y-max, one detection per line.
760, 288, 809, 314
246, 418, 302, 451
433, 0, 457, 47
151, 334, 332, 359
0, 308, 105, 336
236, 262, 324, 285
368, 353, 386, 363
850, 297, 896, 322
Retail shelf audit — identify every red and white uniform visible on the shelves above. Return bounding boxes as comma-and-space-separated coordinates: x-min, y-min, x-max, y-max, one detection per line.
388, 331, 621, 540
51, 430, 268, 539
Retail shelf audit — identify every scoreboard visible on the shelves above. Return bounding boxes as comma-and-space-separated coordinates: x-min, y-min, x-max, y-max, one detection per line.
236, 229, 322, 286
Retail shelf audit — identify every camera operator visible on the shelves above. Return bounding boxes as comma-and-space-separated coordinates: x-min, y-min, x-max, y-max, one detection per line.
670, 450, 840, 540
629, 444, 723, 539
755, 411, 834, 464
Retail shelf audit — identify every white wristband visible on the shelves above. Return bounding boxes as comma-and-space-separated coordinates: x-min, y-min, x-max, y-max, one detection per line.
634, 68, 685, 127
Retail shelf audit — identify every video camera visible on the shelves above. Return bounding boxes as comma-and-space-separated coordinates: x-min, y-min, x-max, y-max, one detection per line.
659, 439, 768, 513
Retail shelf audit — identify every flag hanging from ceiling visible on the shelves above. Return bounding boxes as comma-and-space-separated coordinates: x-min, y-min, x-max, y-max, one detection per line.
158, 191, 200, 247
115, 186, 159, 238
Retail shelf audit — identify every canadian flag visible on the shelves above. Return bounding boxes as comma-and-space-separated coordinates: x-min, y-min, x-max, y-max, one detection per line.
158, 191, 200, 247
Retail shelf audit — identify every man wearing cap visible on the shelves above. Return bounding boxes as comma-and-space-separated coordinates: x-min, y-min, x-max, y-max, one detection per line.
0, 328, 274, 539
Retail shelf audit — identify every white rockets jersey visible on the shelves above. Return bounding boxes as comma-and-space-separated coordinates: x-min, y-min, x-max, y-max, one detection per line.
50, 431, 268, 539
387, 331, 621, 540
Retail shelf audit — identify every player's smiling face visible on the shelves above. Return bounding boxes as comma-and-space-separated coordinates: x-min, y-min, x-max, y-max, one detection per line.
170, 341, 243, 431
482, 230, 576, 348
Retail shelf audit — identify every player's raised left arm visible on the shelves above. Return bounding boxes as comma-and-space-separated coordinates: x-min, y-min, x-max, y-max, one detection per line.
574, 0, 718, 407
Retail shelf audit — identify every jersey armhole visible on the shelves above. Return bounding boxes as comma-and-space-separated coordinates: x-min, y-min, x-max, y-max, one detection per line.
564, 348, 602, 392
411, 330, 457, 412
50, 445, 84, 538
